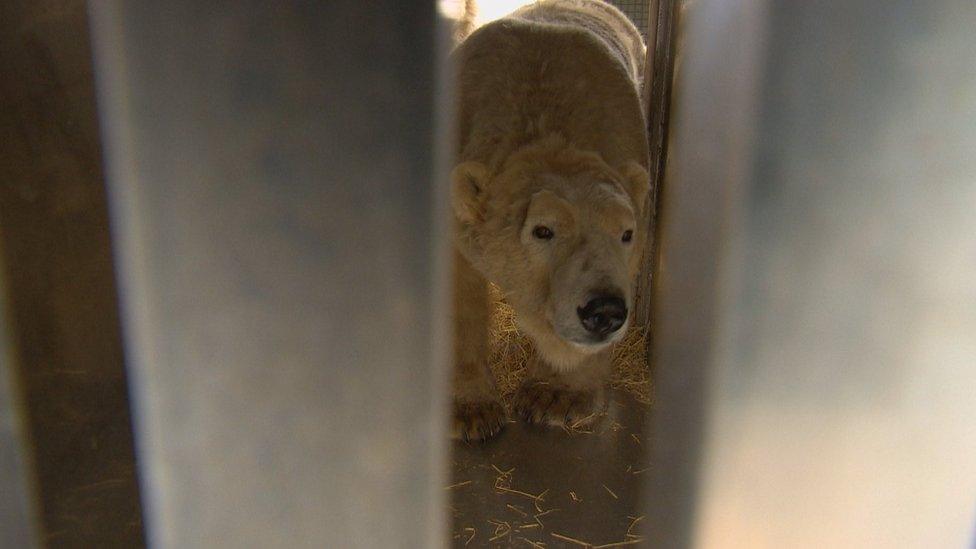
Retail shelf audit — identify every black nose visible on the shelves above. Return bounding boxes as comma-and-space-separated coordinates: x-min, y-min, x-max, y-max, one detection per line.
577, 295, 627, 337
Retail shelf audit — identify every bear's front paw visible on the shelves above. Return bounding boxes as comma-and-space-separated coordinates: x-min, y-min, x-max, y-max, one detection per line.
514, 381, 607, 428
452, 399, 507, 442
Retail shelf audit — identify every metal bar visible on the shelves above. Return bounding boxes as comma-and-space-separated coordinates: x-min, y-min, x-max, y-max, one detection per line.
0, 2, 144, 545
0, 260, 39, 549
646, 0, 976, 546
643, 0, 768, 545
634, 0, 678, 327
89, 2, 451, 547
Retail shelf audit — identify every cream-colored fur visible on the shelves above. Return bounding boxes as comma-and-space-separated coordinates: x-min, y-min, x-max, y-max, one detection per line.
450, 0, 649, 441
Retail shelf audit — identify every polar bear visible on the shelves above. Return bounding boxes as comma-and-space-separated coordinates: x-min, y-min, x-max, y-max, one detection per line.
450, 0, 650, 441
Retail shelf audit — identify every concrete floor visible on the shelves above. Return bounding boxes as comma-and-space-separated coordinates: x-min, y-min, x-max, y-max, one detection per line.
450, 390, 649, 548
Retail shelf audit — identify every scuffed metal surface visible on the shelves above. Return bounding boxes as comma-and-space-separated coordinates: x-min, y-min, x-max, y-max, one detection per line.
90, 2, 450, 547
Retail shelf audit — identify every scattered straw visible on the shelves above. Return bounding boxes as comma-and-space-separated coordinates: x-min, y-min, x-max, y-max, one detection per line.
562, 420, 597, 436
445, 480, 473, 490
569, 491, 582, 503
492, 465, 551, 514
630, 433, 642, 446
602, 484, 618, 500
533, 508, 558, 528
593, 539, 644, 548
544, 532, 646, 549
564, 412, 603, 435
551, 532, 592, 547
626, 515, 644, 537
520, 537, 548, 548
488, 285, 652, 406
534, 489, 550, 513
507, 503, 529, 517
631, 467, 651, 476
488, 519, 513, 541
608, 321, 653, 405
496, 485, 543, 502
492, 464, 515, 476
462, 527, 476, 546
488, 286, 532, 403
495, 479, 545, 503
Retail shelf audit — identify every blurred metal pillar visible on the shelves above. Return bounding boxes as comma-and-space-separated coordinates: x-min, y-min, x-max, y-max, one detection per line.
1, 2, 145, 544
89, 2, 451, 547
647, 0, 976, 547
0, 264, 39, 549
634, 0, 677, 327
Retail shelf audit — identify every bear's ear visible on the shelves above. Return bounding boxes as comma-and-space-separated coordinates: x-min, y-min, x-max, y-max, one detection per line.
451, 161, 488, 223
618, 161, 650, 215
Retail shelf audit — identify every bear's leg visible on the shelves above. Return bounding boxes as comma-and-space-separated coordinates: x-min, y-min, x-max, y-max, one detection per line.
451, 251, 506, 441
513, 350, 612, 428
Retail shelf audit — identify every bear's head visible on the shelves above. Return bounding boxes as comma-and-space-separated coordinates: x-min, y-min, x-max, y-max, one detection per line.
452, 137, 649, 364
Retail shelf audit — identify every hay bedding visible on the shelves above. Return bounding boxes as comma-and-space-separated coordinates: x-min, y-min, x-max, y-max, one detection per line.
487, 285, 653, 407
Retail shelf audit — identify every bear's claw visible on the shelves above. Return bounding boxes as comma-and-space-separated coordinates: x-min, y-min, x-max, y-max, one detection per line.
452, 399, 507, 442
513, 381, 606, 428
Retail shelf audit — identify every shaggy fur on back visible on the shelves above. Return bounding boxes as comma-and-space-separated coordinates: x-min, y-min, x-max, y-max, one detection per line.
453, 1, 649, 179
511, 0, 645, 84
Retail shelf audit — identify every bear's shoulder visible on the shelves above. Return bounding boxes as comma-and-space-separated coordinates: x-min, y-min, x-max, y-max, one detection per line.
455, 16, 631, 84
454, 16, 648, 174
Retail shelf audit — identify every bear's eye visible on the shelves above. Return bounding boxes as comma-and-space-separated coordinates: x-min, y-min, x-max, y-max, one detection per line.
622, 230, 633, 243
533, 225, 554, 240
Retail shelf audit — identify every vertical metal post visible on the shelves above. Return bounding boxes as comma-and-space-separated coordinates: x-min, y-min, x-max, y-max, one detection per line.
90, 2, 451, 547
644, 0, 768, 545
0, 263, 39, 549
647, 0, 976, 547
634, 0, 678, 327
0, 2, 143, 545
